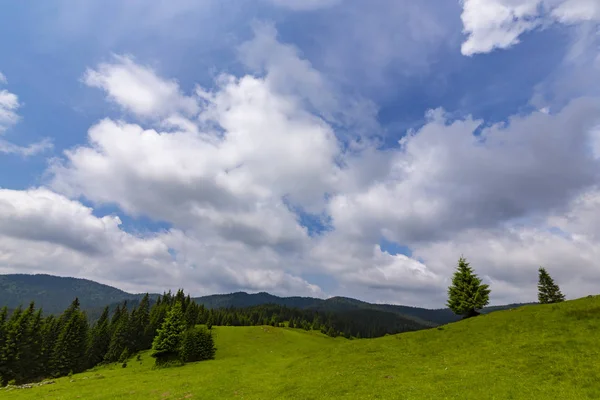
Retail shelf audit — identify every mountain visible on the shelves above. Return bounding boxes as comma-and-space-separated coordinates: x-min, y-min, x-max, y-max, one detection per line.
0, 274, 529, 326
0, 274, 149, 315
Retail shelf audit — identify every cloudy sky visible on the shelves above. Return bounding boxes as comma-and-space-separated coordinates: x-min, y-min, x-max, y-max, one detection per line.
1, 0, 599, 307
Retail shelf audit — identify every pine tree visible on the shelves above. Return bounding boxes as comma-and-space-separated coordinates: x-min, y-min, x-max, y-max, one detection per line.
133, 294, 151, 351
40, 315, 59, 377
180, 326, 216, 362
1, 306, 27, 384
151, 302, 185, 366
0, 307, 7, 385
447, 257, 491, 318
184, 303, 198, 329
19, 307, 43, 382
538, 267, 565, 304
105, 304, 130, 363
52, 304, 89, 376
86, 306, 111, 367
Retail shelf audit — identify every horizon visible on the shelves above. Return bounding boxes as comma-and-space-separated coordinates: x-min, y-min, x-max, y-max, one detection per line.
1, 272, 529, 310
1, 1, 600, 308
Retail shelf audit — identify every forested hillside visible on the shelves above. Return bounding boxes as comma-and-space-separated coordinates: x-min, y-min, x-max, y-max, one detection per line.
0, 275, 148, 315
1, 274, 529, 327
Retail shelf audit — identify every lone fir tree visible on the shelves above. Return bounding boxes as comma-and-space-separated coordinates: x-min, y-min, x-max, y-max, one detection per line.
447, 257, 490, 318
538, 267, 565, 304
151, 301, 185, 366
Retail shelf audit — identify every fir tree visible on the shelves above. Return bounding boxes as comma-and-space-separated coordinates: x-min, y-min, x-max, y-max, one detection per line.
52, 305, 89, 376
447, 257, 491, 318
132, 294, 151, 351
104, 303, 130, 363
86, 306, 111, 367
151, 301, 185, 366
180, 326, 216, 362
538, 267, 565, 304
40, 315, 59, 377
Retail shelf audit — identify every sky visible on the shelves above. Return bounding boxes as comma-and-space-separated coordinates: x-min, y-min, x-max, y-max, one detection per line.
0, 0, 599, 308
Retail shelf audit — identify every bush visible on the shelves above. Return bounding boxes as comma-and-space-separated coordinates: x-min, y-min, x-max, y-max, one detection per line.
179, 326, 216, 363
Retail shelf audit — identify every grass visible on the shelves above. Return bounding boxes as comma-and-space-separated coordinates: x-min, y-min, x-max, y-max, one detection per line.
4, 296, 600, 399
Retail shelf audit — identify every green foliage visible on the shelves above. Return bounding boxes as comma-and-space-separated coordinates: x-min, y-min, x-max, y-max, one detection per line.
447, 257, 491, 318
538, 267, 565, 304
51, 299, 89, 376
151, 302, 185, 366
6, 296, 600, 399
104, 303, 131, 363
0, 274, 147, 315
180, 326, 216, 362
86, 306, 111, 368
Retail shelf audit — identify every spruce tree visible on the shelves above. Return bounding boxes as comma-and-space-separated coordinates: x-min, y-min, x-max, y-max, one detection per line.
447, 257, 491, 318
151, 302, 185, 366
40, 315, 59, 377
538, 267, 565, 304
86, 306, 111, 367
52, 305, 89, 376
19, 307, 43, 382
0, 307, 7, 385
1, 305, 30, 384
133, 294, 151, 351
105, 304, 130, 363
180, 326, 216, 362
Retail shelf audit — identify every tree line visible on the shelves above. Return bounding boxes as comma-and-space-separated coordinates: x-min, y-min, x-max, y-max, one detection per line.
1, 258, 569, 385
447, 257, 566, 318
0, 290, 216, 386
0, 286, 422, 386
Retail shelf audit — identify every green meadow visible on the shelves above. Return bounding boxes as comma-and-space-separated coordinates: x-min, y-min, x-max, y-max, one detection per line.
4, 295, 600, 400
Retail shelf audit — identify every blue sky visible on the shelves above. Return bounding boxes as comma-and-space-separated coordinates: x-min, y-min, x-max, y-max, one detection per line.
0, 0, 599, 307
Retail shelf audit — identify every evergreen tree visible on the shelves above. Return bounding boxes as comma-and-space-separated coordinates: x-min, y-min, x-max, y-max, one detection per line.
19, 307, 43, 382
180, 326, 216, 362
151, 302, 185, 366
0, 305, 36, 384
184, 303, 198, 329
447, 257, 491, 318
0, 307, 7, 385
40, 315, 59, 377
104, 303, 130, 363
86, 306, 111, 367
538, 267, 565, 304
52, 304, 89, 376
132, 294, 151, 351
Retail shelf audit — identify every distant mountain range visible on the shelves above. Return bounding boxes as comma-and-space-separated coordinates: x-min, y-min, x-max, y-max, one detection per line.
0, 274, 528, 326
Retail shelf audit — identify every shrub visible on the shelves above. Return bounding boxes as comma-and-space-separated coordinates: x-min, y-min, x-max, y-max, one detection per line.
179, 326, 216, 363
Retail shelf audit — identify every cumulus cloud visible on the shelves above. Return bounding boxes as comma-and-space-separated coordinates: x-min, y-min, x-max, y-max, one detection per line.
4, 20, 600, 307
0, 74, 52, 156
461, 0, 600, 55
83, 55, 199, 119
330, 99, 600, 244
0, 86, 20, 133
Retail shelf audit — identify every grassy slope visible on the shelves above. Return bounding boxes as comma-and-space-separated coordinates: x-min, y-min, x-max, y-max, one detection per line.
4, 296, 600, 399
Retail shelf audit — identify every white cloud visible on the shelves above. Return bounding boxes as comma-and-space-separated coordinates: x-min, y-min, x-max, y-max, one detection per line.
461, 0, 600, 55
0, 187, 322, 297
328, 99, 600, 245
0, 74, 52, 156
83, 55, 199, 119
5, 21, 600, 307
0, 88, 20, 133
